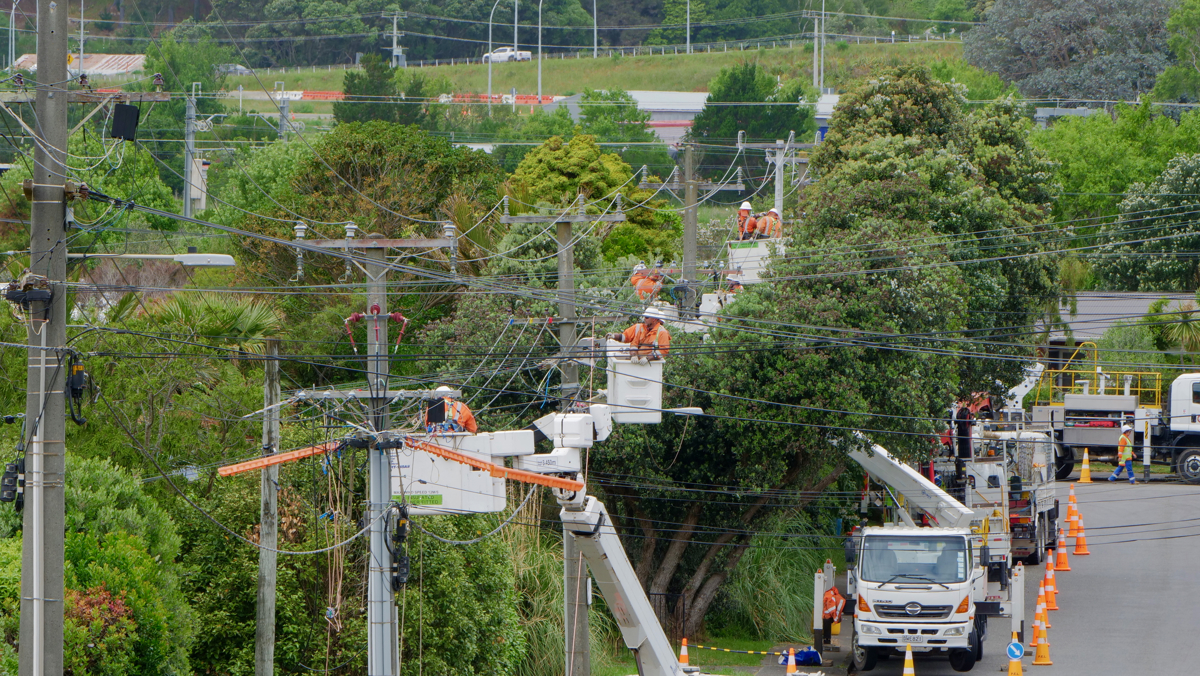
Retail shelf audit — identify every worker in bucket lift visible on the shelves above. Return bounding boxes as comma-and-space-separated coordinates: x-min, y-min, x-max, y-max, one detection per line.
756, 208, 783, 239
634, 268, 665, 300
606, 307, 671, 365
426, 386, 478, 434
629, 262, 649, 287
736, 202, 758, 240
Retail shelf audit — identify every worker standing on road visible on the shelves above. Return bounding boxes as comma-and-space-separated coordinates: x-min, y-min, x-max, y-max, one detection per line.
756, 208, 783, 239
607, 307, 671, 365
426, 386, 478, 434
736, 202, 758, 240
822, 585, 846, 646
1108, 424, 1136, 484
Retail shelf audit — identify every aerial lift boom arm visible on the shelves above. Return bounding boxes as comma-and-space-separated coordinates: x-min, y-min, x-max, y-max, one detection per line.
848, 443, 976, 528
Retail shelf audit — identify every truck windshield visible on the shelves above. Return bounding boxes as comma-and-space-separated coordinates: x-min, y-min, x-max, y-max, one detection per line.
859, 536, 968, 584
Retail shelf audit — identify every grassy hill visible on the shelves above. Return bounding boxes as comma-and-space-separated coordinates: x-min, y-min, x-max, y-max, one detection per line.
224, 40, 962, 96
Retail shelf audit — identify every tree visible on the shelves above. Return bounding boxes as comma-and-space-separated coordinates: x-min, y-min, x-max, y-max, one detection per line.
687, 62, 816, 145
334, 53, 417, 125
1092, 153, 1200, 290
805, 65, 1059, 390
1153, 0, 1200, 102
963, 0, 1173, 101
1030, 102, 1200, 225
645, 0, 708, 45
0, 457, 195, 675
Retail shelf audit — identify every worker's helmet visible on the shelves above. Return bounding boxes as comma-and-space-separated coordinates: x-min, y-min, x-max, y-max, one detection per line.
739, 201, 753, 211
633, 262, 647, 272
1121, 424, 1133, 433
435, 386, 454, 394
769, 208, 781, 216
643, 306, 668, 322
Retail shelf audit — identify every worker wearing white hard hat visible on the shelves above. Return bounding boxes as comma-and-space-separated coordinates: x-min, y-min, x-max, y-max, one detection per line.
756, 207, 783, 239
1109, 424, 1136, 484
606, 307, 671, 364
737, 202, 758, 241
426, 386, 478, 434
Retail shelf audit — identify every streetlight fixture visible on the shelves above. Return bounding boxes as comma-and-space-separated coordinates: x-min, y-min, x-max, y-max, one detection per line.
66, 251, 237, 267
537, 0, 544, 103
486, 0, 511, 115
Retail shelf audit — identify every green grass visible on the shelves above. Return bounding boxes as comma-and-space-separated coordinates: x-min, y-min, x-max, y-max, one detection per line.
222, 40, 961, 96
596, 638, 777, 676
1088, 461, 1171, 475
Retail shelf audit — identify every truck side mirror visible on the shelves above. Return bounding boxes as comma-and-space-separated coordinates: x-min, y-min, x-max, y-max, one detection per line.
844, 537, 857, 565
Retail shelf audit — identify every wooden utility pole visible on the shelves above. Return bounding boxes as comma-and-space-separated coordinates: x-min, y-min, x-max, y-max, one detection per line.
255, 339, 281, 676
19, 0, 69, 671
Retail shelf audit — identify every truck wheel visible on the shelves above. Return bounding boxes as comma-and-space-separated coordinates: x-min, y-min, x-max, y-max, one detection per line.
1055, 448, 1075, 481
851, 634, 877, 672
1177, 449, 1200, 484
949, 634, 978, 672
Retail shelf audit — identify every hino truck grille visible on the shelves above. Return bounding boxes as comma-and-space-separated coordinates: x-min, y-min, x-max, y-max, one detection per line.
874, 603, 953, 620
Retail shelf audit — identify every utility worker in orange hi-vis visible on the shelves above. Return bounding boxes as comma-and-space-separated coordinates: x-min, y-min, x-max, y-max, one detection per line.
606, 307, 671, 365
822, 586, 846, 645
736, 202, 757, 240
628, 262, 649, 287
426, 386, 478, 434
635, 270, 664, 300
756, 208, 783, 239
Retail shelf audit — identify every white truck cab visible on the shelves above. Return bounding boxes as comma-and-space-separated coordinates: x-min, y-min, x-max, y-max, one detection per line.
848, 526, 984, 672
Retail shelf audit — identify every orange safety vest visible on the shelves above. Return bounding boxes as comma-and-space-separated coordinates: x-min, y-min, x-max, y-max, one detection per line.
622, 323, 670, 358
635, 277, 662, 300
737, 213, 757, 238
823, 587, 845, 620
758, 214, 782, 238
1118, 433, 1133, 462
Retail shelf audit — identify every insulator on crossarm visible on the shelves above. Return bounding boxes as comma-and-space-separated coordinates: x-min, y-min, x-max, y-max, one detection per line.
502, 195, 510, 218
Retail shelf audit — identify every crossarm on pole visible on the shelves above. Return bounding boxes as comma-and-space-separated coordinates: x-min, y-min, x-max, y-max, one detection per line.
403, 436, 584, 492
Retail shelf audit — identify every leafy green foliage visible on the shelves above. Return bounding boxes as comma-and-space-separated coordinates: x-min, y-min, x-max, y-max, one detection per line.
578, 88, 676, 175
1030, 103, 1200, 226
687, 62, 816, 145
0, 457, 194, 675
927, 57, 1017, 101
806, 64, 1058, 391
1092, 153, 1200, 290
964, 0, 1173, 100
335, 53, 430, 126
1153, 0, 1200, 102
512, 134, 633, 203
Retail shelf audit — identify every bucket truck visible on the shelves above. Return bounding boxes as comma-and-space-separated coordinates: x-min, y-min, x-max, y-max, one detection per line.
844, 443, 1026, 673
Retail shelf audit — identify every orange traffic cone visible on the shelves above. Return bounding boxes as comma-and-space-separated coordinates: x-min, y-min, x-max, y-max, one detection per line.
1054, 528, 1071, 571
1074, 516, 1091, 555
902, 643, 916, 675
1079, 448, 1093, 483
1067, 502, 1080, 537
680, 638, 689, 666
1031, 625, 1053, 666
1009, 631, 1025, 676
1044, 557, 1059, 611
786, 647, 799, 674
1035, 578, 1051, 629
1027, 609, 1041, 651
1068, 483, 1078, 506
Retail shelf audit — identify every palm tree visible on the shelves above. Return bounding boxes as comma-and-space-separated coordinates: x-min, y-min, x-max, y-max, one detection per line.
1167, 301, 1200, 366
156, 293, 283, 356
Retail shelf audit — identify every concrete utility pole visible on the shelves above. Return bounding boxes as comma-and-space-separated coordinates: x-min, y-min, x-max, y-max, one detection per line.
364, 242, 397, 676
556, 201, 579, 398
811, 9, 819, 90
279, 97, 289, 143
387, 12, 406, 67
638, 152, 743, 285
297, 227, 462, 676
19, 0, 68, 671
183, 94, 195, 218
564, 531, 590, 676
682, 145, 697, 282
255, 339, 281, 676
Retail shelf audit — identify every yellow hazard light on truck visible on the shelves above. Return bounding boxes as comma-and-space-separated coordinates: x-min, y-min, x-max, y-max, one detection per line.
956, 596, 970, 614
859, 596, 869, 613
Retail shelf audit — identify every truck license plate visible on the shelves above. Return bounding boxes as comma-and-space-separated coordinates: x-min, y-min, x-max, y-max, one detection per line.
901, 636, 924, 643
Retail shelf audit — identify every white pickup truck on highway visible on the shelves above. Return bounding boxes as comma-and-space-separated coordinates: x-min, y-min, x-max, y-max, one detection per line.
482, 47, 532, 62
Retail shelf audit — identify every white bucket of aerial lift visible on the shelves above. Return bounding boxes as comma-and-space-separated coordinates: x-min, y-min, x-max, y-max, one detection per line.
515, 406, 614, 474
725, 239, 781, 285
392, 441, 506, 516
606, 339, 664, 424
